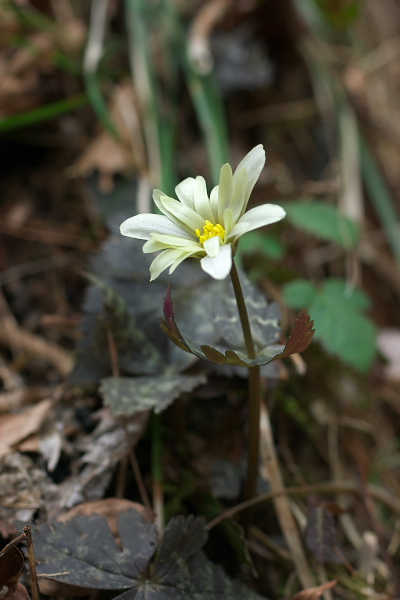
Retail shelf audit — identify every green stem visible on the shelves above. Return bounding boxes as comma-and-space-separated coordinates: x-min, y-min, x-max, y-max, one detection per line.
230, 260, 255, 360
230, 259, 260, 500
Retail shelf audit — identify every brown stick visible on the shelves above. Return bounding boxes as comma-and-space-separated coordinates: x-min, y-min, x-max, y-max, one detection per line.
23, 525, 40, 600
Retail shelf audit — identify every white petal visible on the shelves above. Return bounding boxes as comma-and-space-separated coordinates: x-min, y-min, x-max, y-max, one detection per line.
175, 177, 196, 210
203, 235, 220, 258
227, 204, 286, 242
233, 145, 266, 216
151, 232, 200, 250
210, 185, 219, 218
169, 249, 199, 274
194, 176, 215, 222
217, 164, 233, 223
200, 243, 232, 280
149, 248, 186, 281
229, 167, 247, 222
222, 208, 234, 236
143, 238, 165, 253
153, 189, 195, 236
161, 195, 204, 232
120, 214, 189, 241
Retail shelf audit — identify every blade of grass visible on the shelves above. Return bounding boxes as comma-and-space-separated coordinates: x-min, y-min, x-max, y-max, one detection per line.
125, 0, 162, 194
0, 94, 88, 133
163, 0, 229, 185
359, 133, 400, 264
84, 0, 119, 139
3, 0, 59, 33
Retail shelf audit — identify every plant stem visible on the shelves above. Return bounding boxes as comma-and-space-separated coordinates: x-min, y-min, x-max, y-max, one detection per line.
244, 365, 261, 500
230, 260, 255, 360
230, 260, 259, 500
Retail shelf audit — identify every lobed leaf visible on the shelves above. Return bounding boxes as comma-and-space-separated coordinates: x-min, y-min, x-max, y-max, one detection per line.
32, 510, 265, 599
284, 278, 377, 371
278, 309, 315, 359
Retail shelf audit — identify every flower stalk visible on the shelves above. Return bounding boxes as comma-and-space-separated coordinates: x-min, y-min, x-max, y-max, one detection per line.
230, 259, 260, 500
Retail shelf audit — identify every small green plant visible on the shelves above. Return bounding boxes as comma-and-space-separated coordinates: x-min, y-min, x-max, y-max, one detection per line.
284, 278, 377, 371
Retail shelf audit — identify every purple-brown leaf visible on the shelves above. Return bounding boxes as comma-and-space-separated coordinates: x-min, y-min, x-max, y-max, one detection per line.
160, 285, 191, 353
279, 309, 315, 359
0, 546, 24, 588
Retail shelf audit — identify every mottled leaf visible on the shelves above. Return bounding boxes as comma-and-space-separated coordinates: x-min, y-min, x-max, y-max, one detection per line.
33, 510, 158, 589
33, 510, 265, 600
161, 279, 286, 368
304, 505, 341, 564
100, 373, 206, 416
70, 235, 200, 385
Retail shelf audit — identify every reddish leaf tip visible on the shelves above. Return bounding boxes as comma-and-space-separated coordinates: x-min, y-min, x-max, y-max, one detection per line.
280, 309, 315, 360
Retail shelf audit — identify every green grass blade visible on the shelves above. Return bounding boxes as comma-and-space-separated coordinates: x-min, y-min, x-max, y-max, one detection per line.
84, 0, 119, 139
0, 94, 88, 133
359, 133, 400, 264
163, 1, 229, 185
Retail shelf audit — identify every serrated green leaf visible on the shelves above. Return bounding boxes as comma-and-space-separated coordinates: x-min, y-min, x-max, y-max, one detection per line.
284, 278, 376, 371
100, 373, 206, 416
281, 201, 359, 248
311, 291, 376, 371
283, 279, 317, 308
322, 279, 371, 310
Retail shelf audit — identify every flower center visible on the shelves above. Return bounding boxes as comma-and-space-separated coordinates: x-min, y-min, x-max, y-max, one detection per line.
196, 220, 226, 246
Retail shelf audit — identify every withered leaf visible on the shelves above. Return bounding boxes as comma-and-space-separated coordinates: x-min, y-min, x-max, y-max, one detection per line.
289, 580, 337, 600
100, 373, 206, 416
33, 510, 264, 599
0, 546, 24, 587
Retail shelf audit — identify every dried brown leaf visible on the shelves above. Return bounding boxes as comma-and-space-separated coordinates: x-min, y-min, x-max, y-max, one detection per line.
289, 580, 337, 600
0, 399, 52, 458
1, 583, 30, 600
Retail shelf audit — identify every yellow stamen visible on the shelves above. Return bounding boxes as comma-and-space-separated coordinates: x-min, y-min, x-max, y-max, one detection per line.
197, 220, 225, 246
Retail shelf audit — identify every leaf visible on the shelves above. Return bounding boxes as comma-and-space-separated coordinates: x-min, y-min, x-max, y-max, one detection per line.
0, 546, 24, 587
33, 510, 158, 589
33, 510, 265, 600
278, 309, 315, 359
281, 201, 359, 248
283, 280, 317, 309
304, 505, 341, 564
236, 231, 285, 260
100, 373, 206, 416
284, 278, 377, 371
316, 0, 360, 28
289, 580, 337, 600
161, 277, 286, 368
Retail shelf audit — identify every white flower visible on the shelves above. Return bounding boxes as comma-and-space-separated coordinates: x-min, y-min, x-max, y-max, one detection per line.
120, 145, 286, 281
